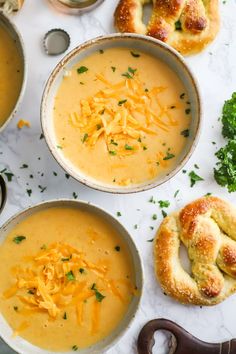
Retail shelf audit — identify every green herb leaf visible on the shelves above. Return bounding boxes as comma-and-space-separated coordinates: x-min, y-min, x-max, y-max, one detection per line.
77, 66, 88, 74
174, 190, 180, 198
189, 171, 204, 187
147, 238, 154, 242
162, 210, 167, 218
13, 236, 26, 244
117, 211, 122, 217
175, 20, 182, 30
13, 306, 18, 311
125, 144, 134, 150
63, 312, 67, 320
158, 200, 170, 208
163, 152, 175, 160
66, 271, 75, 281
26, 189, 32, 197
91, 283, 105, 302
110, 139, 118, 146
185, 108, 191, 115
79, 268, 85, 274
109, 150, 117, 155
118, 99, 127, 106
152, 214, 157, 220
72, 345, 78, 351
99, 49, 104, 54
214, 140, 236, 192
111, 66, 116, 72
115, 246, 120, 252
130, 51, 140, 58
82, 133, 88, 143
61, 257, 70, 262
128, 67, 137, 75
181, 129, 190, 137
222, 92, 236, 139
20, 164, 28, 169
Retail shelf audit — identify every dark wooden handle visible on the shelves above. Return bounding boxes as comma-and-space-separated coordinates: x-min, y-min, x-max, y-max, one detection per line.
137, 319, 235, 354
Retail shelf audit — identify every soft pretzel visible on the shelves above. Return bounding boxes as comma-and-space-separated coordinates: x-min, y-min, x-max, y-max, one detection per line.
154, 196, 236, 305
0, 0, 24, 13
114, 0, 220, 55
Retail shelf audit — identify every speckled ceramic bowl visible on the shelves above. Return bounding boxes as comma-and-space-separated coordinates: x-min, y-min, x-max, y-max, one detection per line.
0, 199, 143, 354
0, 12, 27, 133
41, 33, 202, 193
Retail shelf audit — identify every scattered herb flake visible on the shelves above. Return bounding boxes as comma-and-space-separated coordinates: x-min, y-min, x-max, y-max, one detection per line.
77, 66, 88, 74
63, 312, 67, 320
125, 144, 134, 150
174, 190, 180, 198
99, 49, 104, 54
130, 51, 140, 58
180, 93, 185, 99
181, 129, 190, 137
163, 152, 175, 160
111, 66, 116, 72
115, 246, 120, 252
13, 235, 26, 244
117, 211, 122, 217
147, 238, 154, 242
79, 268, 85, 274
73, 192, 78, 199
118, 99, 127, 106
152, 214, 157, 220
13, 306, 18, 312
82, 133, 88, 143
66, 271, 75, 281
185, 108, 191, 115
110, 139, 118, 146
109, 150, 117, 156
72, 345, 78, 351
20, 164, 28, 169
162, 210, 167, 218
158, 200, 170, 208
26, 189, 32, 197
175, 20, 182, 30
38, 185, 47, 193
91, 283, 105, 302
189, 171, 204, 187
214, 140, 236, 192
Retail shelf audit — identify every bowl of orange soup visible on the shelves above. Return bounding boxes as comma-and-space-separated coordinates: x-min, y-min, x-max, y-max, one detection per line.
0, 12, 26, 132
0, 200, 143, 353
41, 33, 201, 193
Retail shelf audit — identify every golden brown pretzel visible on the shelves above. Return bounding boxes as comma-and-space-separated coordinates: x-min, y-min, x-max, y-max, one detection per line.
154, 196, 236, 305
114, 0, 220, 55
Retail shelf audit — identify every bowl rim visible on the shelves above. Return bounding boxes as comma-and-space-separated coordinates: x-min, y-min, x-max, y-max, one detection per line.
0, 198, 144, 354
41, 32, 202, 194
0, 11, 27, 133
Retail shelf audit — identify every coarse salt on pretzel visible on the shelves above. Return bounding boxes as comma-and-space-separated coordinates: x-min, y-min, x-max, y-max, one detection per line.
114, 0, 220, 55
154, 196, 236, 305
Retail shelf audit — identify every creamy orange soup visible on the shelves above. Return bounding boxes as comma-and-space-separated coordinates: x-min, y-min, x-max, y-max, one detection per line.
53, 47, 191, 187
0, 23, 23, 127
0, 207, 136, 351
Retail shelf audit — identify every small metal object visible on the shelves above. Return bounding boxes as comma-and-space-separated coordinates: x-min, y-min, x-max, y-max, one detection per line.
43, 29, 70, 56
0, 175, 7, 215
48, 0, 104, 15
137, 319, 236, 354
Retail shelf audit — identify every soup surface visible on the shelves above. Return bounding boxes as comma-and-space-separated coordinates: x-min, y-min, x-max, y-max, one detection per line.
53, 47, 191, 187
0, 207, 136, 351
0, 23, 23, 127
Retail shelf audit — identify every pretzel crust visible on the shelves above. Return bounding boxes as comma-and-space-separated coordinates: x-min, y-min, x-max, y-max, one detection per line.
114, 0, 220, 55
154, 196, 236, 305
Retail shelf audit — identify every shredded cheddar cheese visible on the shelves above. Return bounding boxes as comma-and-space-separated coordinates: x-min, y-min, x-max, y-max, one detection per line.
69, 73, 178, 156
17, 119, 30, 129
4, 242, 136, 335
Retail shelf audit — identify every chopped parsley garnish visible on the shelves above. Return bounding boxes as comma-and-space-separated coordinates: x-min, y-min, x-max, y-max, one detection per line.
63, 312, 67, 320
82, 133, 88, 143
73, 192, 78, 199
180, 93, 185, 99
57, 145, 62, 149
77, 66, 88, 74
149, 196, 156, 203
222, 92, 236, 139
97, 124, 102, 130
152, 214, 157, 220
163, 152, 175, 160
72, 345, 78, 351
40, 133, 44, 140
111, 66, 116, 72
214, 140, 236, 192
110, 139, 118, 146
38, 185, 47, 193
147, 238, 154, 242
13, 306, 18, 311
109, 150, 117, 155
122, 67, 137, 79
175, 20, 182, 30
20, 164, 28, 169
125, 144, 134, 150
13, 235, 26, 244
134, 224, 138, 229
194, 164, 199, 169
189, 171, 204, 187
174, 190, 180, 198
158, 200, 170, 208
41, 244, 47, 250
130, 51, 140, 58
65, 173, 70, 179
28, 289, 35, 295
0, 169, 14, 182
53, 171, 58, 176
181, 129, 190, 137
115, 246, 120, 252
66, 271, 75, 281
118, 99, 127, 106
26, 189, 32, 197
91, 283, 105, 302
143, 145, 147, 150
162, 210, 167, 218
61, 257, 70, 262
185, 108, 191, 115
117, 211, 122, 217
99, 49, 104, 54
79, 268, 85, 274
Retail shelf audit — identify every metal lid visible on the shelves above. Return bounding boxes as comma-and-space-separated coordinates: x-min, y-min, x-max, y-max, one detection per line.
48, 0, 104, 14
43, 28, 70, 56
0, 174, 7, 215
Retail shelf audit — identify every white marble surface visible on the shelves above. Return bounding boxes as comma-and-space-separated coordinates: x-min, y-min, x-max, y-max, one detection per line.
1, 0, 236, 353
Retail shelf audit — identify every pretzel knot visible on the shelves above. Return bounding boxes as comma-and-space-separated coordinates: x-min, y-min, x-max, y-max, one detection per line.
114, 0, 220, 55
154, 197, 236, 305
